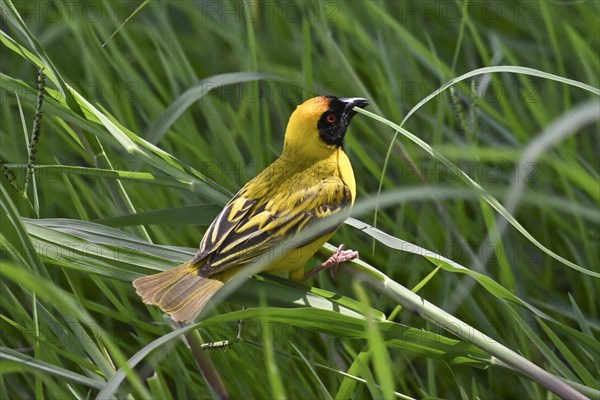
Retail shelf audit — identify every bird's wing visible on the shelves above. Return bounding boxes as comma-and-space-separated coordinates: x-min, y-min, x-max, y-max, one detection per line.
192, 179, 352, 277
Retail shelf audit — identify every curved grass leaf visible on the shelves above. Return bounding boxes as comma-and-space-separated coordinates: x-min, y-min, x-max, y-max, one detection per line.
345, 217, 556, 320
146, 72, 283, 144
0, 347, 105, 390
501, 100, 600, 218
95, 322, 201, 400
356, 107, 599, 278
401, 66, 600, 126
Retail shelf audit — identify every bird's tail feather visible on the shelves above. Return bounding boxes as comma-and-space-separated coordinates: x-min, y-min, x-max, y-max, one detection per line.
133, 262, 224, 322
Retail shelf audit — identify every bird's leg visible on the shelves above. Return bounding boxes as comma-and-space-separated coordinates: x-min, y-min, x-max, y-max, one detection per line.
304, 244, 359, 280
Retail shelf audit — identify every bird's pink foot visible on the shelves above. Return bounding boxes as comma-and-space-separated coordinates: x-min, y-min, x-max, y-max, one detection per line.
304, 244, 359, 280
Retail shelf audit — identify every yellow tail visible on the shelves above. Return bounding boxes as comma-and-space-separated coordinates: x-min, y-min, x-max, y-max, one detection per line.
132, 262, 224, 322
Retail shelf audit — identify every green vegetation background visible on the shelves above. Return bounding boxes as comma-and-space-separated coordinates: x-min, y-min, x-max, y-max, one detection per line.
1, 1, 598, 399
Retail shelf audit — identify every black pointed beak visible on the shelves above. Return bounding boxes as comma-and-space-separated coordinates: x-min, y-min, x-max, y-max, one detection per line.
339, 97, 369, 111
338, 97, 369, 123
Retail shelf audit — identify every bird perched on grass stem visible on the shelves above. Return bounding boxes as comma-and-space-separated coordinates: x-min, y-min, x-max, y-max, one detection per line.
133, 96, 368, 322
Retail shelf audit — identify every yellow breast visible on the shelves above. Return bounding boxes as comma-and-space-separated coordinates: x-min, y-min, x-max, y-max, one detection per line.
264, 147, 355, 279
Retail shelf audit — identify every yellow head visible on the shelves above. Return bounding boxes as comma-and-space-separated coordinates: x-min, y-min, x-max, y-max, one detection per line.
282, 96, 369, 160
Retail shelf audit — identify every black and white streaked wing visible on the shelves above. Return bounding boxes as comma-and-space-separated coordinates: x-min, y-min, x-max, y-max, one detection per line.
196, 181, 352, 278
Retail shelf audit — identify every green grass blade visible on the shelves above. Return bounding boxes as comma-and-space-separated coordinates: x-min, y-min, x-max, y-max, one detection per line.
401, 66, 600, 126
356, 107, 599, 278
95, 322, 201, 400
146, 72, 281, 144
0, 347, 105, 390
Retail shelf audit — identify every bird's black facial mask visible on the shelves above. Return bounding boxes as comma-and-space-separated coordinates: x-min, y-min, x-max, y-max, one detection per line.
317, 96, 369, 147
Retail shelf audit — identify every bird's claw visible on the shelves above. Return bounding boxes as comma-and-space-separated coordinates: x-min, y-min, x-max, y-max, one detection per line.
304, 244, 359, 280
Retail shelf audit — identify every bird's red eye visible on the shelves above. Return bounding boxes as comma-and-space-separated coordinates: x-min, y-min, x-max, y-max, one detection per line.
326, 114, 337, 123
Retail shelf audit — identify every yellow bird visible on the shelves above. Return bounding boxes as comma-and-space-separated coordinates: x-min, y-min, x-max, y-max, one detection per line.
133, 96, 368, 322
